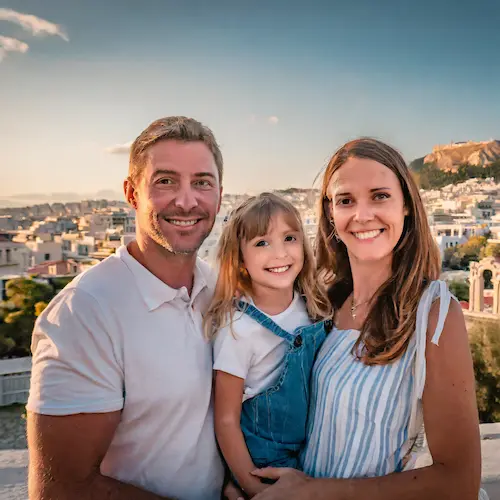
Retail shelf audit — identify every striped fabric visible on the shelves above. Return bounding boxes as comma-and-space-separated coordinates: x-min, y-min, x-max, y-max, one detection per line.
302, 281, 446, 479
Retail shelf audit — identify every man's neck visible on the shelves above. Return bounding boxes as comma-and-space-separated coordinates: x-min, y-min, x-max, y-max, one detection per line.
127, 239, 197, 293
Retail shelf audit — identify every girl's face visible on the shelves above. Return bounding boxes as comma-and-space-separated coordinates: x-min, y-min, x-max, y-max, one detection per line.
327, 157, 408, 266
241, 212, 304, 297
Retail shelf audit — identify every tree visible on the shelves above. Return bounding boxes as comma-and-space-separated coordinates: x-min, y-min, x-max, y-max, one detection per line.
448, 280, 469, 302
481, 243, 500, 260
457, 235, 488, 268
469, 320, 500, 423
0, 278, 54, 358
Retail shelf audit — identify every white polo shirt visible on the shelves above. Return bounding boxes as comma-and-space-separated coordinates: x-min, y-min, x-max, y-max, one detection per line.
27, 245, 224, 500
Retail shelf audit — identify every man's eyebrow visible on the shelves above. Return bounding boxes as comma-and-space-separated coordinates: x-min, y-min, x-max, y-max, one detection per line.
151, 169, 178, 177
194, 172, 217, 179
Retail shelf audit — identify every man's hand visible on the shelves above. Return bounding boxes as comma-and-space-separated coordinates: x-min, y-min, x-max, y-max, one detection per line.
251, 468, 312, 500
222, 479, 245, 500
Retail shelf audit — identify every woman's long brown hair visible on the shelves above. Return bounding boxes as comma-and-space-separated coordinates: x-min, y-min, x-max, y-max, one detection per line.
204, 192, 332, 339
316, 138, 441, 365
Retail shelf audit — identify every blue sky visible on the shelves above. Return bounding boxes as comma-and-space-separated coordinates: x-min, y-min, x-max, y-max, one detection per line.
2, 0, 500, 202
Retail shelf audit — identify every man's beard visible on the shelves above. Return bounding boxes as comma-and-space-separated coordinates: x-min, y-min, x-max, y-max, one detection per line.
148, 209, 213, 255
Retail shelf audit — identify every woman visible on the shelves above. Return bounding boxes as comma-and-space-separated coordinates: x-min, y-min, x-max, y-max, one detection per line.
252, 138, 485, 499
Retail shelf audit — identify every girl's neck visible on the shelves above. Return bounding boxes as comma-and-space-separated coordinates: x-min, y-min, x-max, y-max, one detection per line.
349, 255, 392, 304
251, 286, 295, 316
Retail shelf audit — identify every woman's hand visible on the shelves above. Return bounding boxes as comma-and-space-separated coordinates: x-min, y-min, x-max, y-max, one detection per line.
251, 468, 312, 500
222, 479, 245, 500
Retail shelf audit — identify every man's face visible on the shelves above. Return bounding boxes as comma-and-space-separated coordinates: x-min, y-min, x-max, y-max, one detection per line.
131, 140, 222, 255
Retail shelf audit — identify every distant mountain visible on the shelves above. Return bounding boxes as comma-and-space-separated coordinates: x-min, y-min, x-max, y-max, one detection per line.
423, 140, 500, 172
409, 140, 500, 189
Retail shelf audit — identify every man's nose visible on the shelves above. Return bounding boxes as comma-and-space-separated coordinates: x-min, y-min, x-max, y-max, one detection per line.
174, 185, 199, 212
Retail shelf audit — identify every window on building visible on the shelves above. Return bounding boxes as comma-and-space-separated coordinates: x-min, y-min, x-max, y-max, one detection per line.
44, 253, 50, 261
6, 249, 11, 263
0, 249, 2, 261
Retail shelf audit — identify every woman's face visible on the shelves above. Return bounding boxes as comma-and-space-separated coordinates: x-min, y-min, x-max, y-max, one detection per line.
327, 157, 408, 265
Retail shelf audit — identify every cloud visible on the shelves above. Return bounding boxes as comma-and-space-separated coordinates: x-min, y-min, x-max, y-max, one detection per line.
0, 8, 69, 41
0, 35, 28, 61
106, 141, 133, 155
268, 116, 279, 125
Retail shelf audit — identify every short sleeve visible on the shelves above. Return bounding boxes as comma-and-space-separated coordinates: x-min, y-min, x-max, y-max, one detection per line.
26, 287, 124, 415
213, 324, 254, 380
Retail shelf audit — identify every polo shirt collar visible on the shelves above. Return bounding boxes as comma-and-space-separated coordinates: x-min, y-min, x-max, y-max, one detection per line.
117, 245, 208, 311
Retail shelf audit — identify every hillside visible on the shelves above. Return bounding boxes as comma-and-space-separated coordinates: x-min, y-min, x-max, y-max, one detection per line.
424, 140, 500, 172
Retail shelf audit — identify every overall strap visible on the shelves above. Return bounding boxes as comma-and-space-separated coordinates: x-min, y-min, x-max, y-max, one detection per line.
235, 300, 295, 343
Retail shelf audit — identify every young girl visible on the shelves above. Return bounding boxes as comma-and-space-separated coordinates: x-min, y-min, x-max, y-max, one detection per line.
204, 192, 332, 498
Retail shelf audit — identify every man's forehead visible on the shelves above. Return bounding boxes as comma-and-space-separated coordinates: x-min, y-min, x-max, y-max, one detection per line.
146, 140, 218, 175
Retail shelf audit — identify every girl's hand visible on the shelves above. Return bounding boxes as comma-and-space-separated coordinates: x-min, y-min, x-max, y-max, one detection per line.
251, 468, 312, 500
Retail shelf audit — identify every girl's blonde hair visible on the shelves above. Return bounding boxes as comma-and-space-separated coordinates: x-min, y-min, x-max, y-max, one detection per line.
316, 138, 441, 365
204, 192, 332, 339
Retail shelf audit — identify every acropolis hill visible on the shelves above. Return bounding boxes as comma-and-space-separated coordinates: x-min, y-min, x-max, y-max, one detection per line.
424, 140, 500, 172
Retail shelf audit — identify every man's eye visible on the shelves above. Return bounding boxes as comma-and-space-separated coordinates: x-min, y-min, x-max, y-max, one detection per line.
195, 180, 212, 187
158, 178, 174, 185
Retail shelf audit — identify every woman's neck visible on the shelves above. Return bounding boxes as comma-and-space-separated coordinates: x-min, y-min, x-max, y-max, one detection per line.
251, 286, 295, 316
349, 255, 392, 304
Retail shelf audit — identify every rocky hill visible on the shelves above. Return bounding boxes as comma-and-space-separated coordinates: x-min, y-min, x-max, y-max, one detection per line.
423, 140, 500, 172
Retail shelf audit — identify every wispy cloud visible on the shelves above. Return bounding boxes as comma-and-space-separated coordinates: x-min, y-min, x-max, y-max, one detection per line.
0, 8, 69, 41
106, 141, 133, 155
268, 116, 279, 125
0, 35, 28, 61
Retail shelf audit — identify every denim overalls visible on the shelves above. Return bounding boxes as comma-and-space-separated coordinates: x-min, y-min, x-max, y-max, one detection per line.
236, 300, 333, 469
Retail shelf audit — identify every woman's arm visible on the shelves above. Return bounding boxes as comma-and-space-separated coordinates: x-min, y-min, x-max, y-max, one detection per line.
215, 370, 269, 498
253, 299, 482, 500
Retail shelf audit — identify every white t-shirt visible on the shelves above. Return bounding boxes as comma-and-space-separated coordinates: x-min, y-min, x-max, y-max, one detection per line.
27, 245, 224, 500
213, 293, 311, 401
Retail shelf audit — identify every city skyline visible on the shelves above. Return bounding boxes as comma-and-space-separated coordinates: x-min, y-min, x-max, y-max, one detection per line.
2, 0, 500, 200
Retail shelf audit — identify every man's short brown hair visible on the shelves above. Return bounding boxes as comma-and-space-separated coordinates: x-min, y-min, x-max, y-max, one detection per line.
129, 116, 223, 184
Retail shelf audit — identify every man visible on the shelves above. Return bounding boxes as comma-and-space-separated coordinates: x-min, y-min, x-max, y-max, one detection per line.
27, 117, 237, 499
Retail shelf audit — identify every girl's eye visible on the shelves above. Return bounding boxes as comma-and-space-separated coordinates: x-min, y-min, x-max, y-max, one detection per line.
284, 235, 297, 242
336, 198, 352, 206
255, 240, 269, 247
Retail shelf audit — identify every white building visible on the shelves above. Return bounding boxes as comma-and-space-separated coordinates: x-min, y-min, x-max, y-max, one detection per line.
24, 236, 63, 266
0, 237, 30, 278
61, 234, 96, 259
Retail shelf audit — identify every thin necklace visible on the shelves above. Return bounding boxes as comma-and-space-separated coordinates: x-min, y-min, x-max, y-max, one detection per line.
350, 295, 372, 319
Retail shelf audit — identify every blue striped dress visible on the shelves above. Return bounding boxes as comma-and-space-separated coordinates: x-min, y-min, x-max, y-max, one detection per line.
302, 281, 450, 479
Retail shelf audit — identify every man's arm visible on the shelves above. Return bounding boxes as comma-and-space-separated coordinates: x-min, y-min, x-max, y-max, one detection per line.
28, 411, 173, 500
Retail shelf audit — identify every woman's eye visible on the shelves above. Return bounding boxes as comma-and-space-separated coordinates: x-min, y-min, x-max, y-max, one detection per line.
374, 193, 390, 200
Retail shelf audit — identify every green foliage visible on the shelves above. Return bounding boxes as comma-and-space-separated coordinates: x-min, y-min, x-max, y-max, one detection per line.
413, 160, 500, 189
443, 236, 490, 270
0, 278, 55, 358
481, 243, 500, 259
448, 280, 469, 302
469, 321, 500, 423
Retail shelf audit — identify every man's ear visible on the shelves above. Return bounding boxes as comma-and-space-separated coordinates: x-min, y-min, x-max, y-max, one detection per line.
124, 177, 138, 209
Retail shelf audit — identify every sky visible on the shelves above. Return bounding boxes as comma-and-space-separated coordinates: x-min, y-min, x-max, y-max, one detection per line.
1, 0, 500, 204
